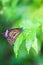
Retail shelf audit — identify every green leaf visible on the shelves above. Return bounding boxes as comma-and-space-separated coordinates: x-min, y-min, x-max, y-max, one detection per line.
26, 30, 36, 53
32, 36, 39, 54
14, 32, 23, 57
17, 39, 28, 59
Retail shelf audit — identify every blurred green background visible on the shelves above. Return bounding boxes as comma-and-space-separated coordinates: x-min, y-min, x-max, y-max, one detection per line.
0, 0, 43, 65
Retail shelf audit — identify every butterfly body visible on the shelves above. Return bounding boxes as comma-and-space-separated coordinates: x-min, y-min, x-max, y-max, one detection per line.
2, 28, 22, 45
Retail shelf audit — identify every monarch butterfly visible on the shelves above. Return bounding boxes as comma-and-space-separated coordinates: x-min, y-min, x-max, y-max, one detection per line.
2, 28, 22, 45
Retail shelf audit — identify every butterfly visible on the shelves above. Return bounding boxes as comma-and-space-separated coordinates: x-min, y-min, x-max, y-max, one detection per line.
2, 28, 22, 45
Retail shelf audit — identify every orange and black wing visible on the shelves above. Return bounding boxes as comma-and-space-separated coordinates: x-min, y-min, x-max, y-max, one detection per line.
7, 28, 22, 45
7, 38, 14, 45
2, 28, 22, 45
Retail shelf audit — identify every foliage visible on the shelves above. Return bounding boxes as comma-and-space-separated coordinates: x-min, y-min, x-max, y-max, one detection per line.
0, 0, 43, 65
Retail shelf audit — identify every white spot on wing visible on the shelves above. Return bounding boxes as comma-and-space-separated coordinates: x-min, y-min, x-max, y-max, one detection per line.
5, 30, 8, 37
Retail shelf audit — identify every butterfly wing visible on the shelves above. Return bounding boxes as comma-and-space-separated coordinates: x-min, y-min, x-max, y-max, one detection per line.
2, 28, 22, 45
7, 37, 14, 45
8, 28, 22, 40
